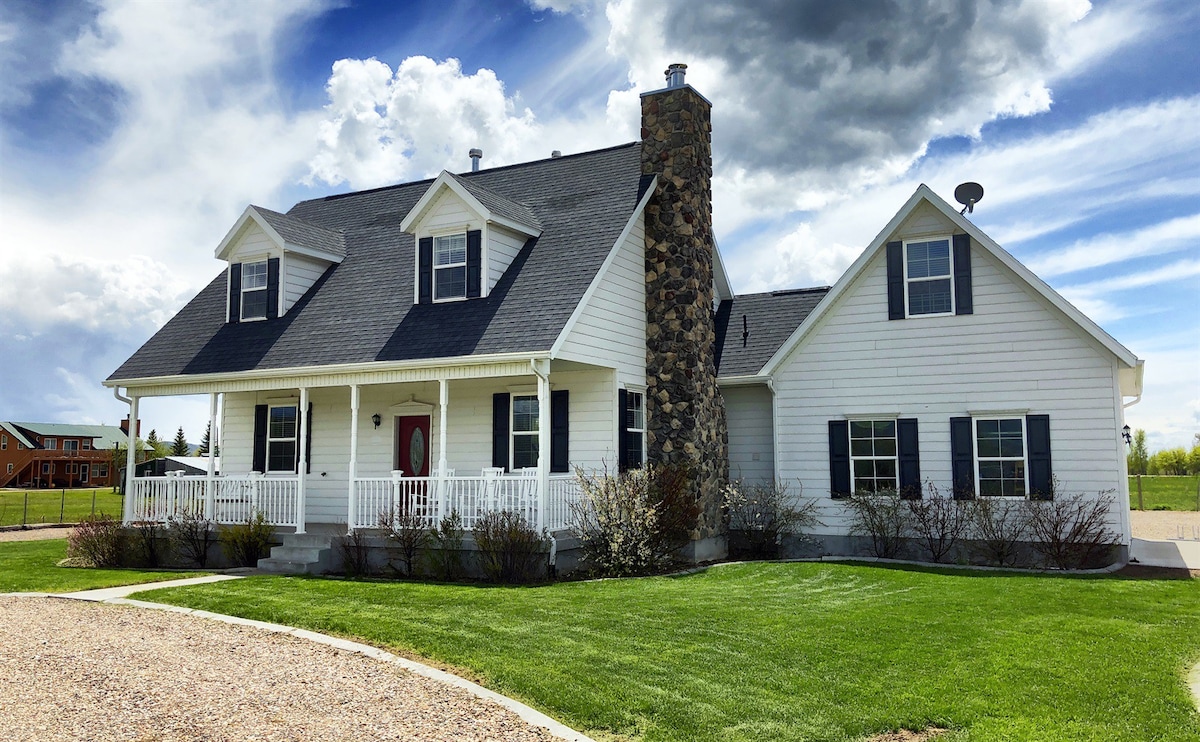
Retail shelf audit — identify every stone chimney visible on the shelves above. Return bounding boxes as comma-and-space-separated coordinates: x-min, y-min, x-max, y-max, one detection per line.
640, 63, 728, 560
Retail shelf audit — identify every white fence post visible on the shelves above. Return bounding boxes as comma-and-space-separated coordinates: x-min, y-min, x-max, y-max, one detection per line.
390, 469, 404, 529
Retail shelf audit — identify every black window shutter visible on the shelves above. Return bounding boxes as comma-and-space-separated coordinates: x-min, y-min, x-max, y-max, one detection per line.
252, 404, 268, 473
950, 417, 975, 499
1026, 414, 1053, 500
617, 388, 629, 473
828, 420, 851, 498
228, 263, 242, 323
492, 393, 510, 471
466, 230, 482, 298
897, 417, 921, 499
886, 241, 904, 320
266, 257, 280, 319
953, 233, 973, 315
418, 237, 433, 304
551, 390, 569, 473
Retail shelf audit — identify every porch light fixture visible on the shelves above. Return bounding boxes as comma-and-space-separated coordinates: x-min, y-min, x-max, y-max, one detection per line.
372, 413, 382, 429
1122, 424, 1131, 446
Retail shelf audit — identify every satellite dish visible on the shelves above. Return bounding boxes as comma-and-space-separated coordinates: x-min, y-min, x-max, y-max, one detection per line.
954, 182, 984, 215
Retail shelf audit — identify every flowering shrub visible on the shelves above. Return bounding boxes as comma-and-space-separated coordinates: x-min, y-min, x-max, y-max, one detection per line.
722, 479, 820, 559
66, 513, 126, 567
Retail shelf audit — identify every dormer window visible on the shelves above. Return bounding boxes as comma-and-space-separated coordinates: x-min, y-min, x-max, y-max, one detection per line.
241, 260, 270, 320
434, 234, 468, 300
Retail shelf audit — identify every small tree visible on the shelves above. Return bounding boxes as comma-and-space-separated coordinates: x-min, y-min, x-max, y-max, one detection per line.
171, 426, 190, 456
1127, 429, 1149, 476
145, 429, 168, 459
196, 423, 212, 456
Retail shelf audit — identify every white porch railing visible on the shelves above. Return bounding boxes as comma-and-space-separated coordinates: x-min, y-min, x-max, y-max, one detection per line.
353, 473, 583, 532
129, 474, 300, 528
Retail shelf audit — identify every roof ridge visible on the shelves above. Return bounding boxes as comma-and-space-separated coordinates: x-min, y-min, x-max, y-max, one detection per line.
728, 286, 831, 300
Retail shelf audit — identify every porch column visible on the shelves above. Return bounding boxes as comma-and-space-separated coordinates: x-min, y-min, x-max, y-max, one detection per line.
122, 395, 138, 525
296, 386, 308, 534
205, 392, 218, 520
347, 384, 360, 533
437, 377, 449, 520
535, 359, 550, 531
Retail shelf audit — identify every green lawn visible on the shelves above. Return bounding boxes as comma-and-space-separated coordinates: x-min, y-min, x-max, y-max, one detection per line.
0, 538, 196, 593
0, 488, 124, 526
147, 564, 1200, 742
1129, 475, 1200, 511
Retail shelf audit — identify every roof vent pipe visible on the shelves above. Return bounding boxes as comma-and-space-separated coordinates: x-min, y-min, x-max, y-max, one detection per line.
551, 150, 562, 158
468, 148, 483, 172
665, 63, 687, 89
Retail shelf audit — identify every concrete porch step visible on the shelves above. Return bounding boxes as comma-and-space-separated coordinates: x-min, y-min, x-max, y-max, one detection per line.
257, 533, 334, 575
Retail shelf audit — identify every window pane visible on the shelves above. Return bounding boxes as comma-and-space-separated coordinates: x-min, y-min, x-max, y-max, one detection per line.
979, 461, 1002, 479
850, 421, 872, 439
876, 460, 896, 478
908, 279, 952, 315
269, 406, 297, 439
242, 260, 268, 289
979, 479, 1003, 496
999, 419, 1022, 435
851, 439, 873, 457
977, 437, 1000, 458
626, 431, 643, 468
854, 460, 875, 477
1000, 437, 1024, 458
626, 392, 644, 430
513, 396, 539, 432
434, 234, 467, 266
874, 438, 896, 457
1002, 460, 1025, 479
242, 288, 268, 319
977, 420, 998, 436
434, 265, 467, 299
907, 240, 950, 278
513, 435, 538, 469
267, 441, 296, 472
874, 420, 896, 437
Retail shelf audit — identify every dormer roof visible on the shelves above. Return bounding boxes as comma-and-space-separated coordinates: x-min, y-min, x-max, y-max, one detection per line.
400, 170, 543, 237
215, 205, 346, 262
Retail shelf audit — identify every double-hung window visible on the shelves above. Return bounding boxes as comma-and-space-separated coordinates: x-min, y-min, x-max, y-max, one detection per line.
0, 435, 6, 450
624, 391, 645, 469
266, 404, 298, 473
241, 260, 269, 320
975, 418, 1026, 497
511, 395, 539, 469
83, 440, 92, 450
44, 438, 57, 450
849, 420, 897, 493
63, 440, 79, 452
433, 234, 467, 300
905, 238, 953, 316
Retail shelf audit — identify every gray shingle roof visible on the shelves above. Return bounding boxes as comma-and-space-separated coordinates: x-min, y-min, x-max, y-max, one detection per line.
715, 288, 830, 377
446, 172, 543, 232
109, 144, 650, 381
252, 206, 346, 258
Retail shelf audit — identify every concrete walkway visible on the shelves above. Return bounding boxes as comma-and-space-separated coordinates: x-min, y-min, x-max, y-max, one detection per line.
58, 574, 244, 601
1130, 537, 1200, 570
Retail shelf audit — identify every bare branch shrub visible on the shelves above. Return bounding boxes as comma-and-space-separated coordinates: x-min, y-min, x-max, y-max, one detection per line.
338, 529, 372, 578
905, 483, 970, 563
428, 510, 465, 581
380, 508, 430, 577
473, 510, 549, 583
167, 509, 216, 568
130, 520, 163, 567
66, 514, 126, 567
844, 489, 908, 559
723, 479, 821, 559
1026, 489, 1120, 570
570, 463, 700, 576
968, 497, 1029, 567
220, 511, 275, 567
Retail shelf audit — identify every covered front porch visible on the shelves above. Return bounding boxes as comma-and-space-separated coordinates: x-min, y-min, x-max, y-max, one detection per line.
117, 355, 611, 534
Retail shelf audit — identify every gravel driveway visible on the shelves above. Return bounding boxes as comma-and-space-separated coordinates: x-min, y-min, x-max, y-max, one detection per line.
0, 597, 555, 741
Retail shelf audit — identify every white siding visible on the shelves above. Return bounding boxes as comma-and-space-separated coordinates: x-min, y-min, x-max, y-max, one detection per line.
724, 385, 774, 486
227, 222, 277, 264
487, 224, 527, 292
220, 370, 617, 526
555, 214, 647, 387
772, 211, 1128, 538
282, 253, 331, 313
423, 190, 483, 233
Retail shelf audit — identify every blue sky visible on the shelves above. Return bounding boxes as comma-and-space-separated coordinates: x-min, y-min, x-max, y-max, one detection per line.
0, 0, 1197, 452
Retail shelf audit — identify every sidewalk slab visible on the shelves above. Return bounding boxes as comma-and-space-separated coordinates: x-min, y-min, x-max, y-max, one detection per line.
1130, 538, 1200, 570
58, 574, 243, 601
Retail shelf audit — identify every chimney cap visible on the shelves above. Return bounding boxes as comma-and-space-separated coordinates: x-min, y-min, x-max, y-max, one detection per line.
665, 63, 687, 88
551, 150, 562, 158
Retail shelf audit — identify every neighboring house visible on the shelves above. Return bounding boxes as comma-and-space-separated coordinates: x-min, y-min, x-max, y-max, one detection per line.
105, 65, 1142, 564
135, 456, 222, 478
0, 420, 141, 489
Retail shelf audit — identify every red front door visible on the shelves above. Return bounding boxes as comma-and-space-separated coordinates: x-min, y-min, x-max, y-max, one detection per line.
396, 416, 431, 477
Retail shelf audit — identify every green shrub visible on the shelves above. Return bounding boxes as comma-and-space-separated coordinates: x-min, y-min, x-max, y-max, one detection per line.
129, 519, 164, 567
570, 464, 700, 576
167, 509, 216, 568
428, 510, 465, 580
220, 511, 275, 567
66, 513, 126, 567
339, 529, 372, 578
844, 489, 908, 559
722, 479, 821, 559
905, 484, 970, 563
380, 507, 430, 577
1026, 490, 1120, 570
473, 510, 549, 583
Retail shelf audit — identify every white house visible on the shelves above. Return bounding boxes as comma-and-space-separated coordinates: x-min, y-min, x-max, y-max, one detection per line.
105, 65, 1142, 569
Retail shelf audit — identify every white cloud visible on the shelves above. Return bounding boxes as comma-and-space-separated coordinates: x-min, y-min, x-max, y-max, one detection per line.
1026, 214, 1200, 277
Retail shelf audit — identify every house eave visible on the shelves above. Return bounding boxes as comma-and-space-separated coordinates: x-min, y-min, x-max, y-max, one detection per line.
716, 374, 770, 387
400, 172, 542, 238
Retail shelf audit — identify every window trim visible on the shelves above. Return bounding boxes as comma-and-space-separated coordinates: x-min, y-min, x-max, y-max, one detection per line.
63, 440, 79, 452
972, 416, 1029, 499
848, 418, 899, 494
1, 434, 6, 449
5, 463, 12, 475
624, 389, 646, 470
240, 258, 270, 321
902, 236, 955, 318
44, 438, 57, 450
432, 232, 469, 302
510, 394, 539, 470
265, 403, 298, 474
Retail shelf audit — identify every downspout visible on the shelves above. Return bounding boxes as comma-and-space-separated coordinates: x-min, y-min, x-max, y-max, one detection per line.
530, 358, 557, 570
112, 386, 137, 524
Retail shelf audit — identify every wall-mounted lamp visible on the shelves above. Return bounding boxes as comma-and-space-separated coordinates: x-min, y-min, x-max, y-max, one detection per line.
372, 413, 382, 429
1122, 424, 1132, 446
